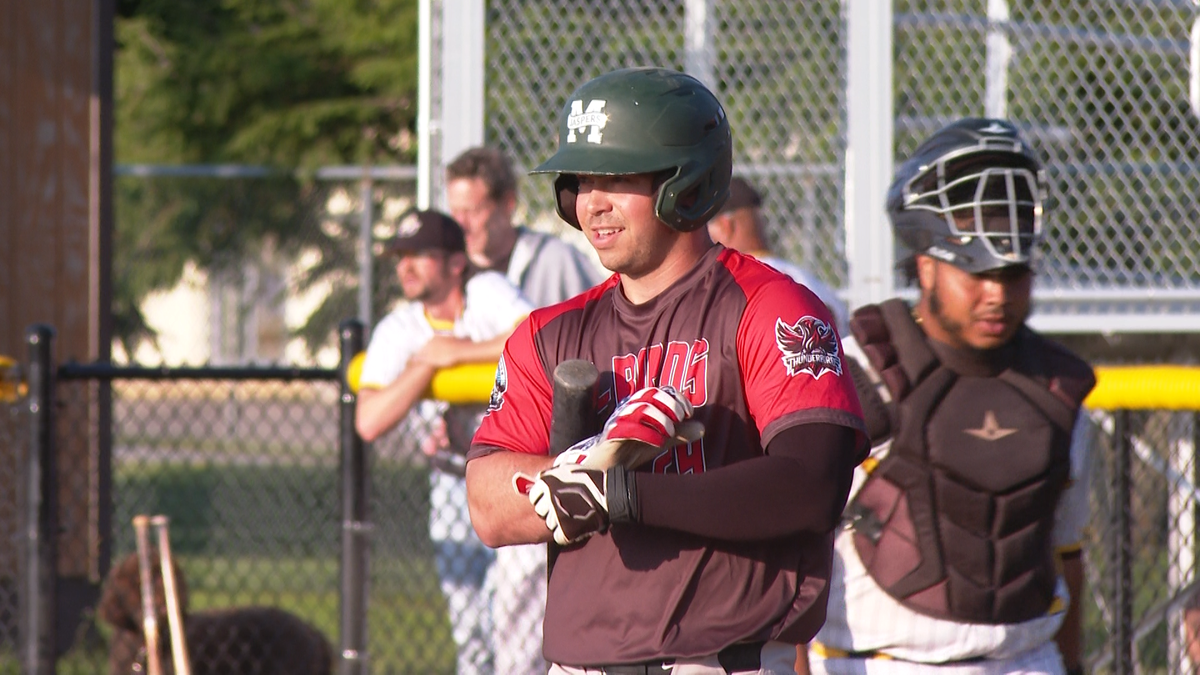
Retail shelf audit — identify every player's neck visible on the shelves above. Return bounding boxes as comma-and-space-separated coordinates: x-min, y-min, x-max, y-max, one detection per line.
475, 224, 519, 270
423, 286, 465, 323
620, 236, 714, 305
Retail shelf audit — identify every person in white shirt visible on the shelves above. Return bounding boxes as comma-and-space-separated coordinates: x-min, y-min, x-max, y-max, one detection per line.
446, 146, 605, 675
707, 176, 849, 332
355, 209, 532, 675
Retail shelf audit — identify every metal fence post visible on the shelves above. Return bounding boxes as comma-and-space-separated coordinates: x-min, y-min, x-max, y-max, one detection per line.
1112, 409, 1133, 675
22, 324, 57, 675
338, 320, 367, 675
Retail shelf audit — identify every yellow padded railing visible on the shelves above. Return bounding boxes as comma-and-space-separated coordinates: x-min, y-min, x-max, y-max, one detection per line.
346, 360, 1200, 411
1085, 366, 1200, 411
346, 352, 496, 404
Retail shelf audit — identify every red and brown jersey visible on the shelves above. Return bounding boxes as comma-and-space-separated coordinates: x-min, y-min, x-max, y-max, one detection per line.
470, 246, 864, 664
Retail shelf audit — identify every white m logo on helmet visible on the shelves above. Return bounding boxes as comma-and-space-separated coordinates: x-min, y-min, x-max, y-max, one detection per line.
566, 99, 607, 144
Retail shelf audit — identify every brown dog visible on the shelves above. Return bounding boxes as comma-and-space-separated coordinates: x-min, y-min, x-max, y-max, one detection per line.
98, 550, 334, 675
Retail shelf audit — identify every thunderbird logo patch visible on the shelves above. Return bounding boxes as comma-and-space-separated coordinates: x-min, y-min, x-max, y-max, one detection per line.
487, 355, 508, 414
775, 316, 842, 379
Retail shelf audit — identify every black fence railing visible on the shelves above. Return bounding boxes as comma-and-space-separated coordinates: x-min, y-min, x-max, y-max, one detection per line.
11, 320, 379, 675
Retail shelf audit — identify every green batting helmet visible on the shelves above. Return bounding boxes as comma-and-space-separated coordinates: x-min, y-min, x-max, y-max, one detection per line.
531, 67, 732, 232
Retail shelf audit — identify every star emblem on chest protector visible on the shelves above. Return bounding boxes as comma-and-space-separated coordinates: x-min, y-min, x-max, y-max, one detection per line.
964, 410, 1018, 441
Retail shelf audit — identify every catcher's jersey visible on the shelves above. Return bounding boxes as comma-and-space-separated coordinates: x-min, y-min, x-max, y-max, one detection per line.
470, 246, 864, 664
812, 334, 1095, 665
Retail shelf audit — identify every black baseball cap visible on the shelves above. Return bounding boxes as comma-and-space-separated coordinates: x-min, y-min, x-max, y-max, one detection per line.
720, 177, 763, 213
385, 209, 466, 255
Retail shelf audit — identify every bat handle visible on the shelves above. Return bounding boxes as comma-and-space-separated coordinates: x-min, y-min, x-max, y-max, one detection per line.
133, 515, 164, 675
152, 515, 192, 675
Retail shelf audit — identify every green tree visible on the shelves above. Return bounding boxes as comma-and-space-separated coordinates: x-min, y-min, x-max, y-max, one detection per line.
114, 0, 418, 358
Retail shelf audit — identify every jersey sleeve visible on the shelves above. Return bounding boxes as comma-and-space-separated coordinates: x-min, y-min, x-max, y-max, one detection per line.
736, 275, 866, 448
1053, 410, 1096, 550
468, 315, 554, 459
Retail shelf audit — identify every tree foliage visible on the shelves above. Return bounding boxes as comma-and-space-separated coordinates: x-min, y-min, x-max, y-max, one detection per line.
114, 0, 418, 358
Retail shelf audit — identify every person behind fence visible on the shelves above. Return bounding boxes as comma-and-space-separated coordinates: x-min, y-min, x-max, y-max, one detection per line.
446, 144, 605, 675
447, 145, 604, 308
465, 66, 867, 675
707, 176, 848, 332
354, 209, 532, 675
802, 118, 1097, 675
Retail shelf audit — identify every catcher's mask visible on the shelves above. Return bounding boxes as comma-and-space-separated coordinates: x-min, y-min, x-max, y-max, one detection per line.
888, 118, 1046, 275
531, 67, 732, 233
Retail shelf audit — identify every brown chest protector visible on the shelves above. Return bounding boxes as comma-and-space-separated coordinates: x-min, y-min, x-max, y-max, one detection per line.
845, 299, 1095, 624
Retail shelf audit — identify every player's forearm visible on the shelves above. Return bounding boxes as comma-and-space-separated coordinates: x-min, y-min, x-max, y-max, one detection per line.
1056, 551, 1085, 670
451, 333, 510, 365
635, 423, 856, 540
354, 363, 437, 441
465, 449, 555, 547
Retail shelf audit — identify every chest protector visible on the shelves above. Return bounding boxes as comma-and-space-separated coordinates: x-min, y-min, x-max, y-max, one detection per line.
846, 299, 1095, 624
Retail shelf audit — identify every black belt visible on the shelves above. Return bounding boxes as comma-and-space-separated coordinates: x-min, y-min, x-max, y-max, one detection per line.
594, 641, 765, 674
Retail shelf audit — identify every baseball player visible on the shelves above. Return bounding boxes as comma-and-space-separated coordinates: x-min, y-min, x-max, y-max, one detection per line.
464, 67, 867, 675
446, 145, 606, 675
354, 209, 532, 675
804, 119, 1096, 675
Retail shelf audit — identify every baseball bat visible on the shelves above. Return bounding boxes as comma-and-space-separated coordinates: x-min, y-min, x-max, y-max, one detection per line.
152, 515, 192, 675
549, 359, 601, 455
546, 360, 601, 575
132, 515, 164, 675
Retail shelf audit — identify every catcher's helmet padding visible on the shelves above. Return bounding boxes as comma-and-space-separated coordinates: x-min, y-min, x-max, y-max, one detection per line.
888, 118, 1047, 274
532, 67, 732, 232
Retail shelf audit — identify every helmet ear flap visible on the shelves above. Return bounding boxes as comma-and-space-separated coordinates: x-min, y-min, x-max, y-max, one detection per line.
554, 174, 581, 229
655, 153, 732, 232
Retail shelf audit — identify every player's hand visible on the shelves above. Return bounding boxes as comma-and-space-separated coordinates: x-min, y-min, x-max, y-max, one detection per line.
604, 386, 693, 447
411, 336, 467, 369
542, 386, 698, 474
552, 435, 598, 467
528, 464, 609, 545
578, 386, 703, 471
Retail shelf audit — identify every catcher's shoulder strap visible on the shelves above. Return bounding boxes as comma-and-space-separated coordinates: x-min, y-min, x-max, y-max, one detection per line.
847, 299, 938, 445
1011, 328, 1097, 416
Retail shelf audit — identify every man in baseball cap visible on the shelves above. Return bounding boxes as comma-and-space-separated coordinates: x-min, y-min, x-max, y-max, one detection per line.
385, 209, 467, 257
359, 208, 532, 675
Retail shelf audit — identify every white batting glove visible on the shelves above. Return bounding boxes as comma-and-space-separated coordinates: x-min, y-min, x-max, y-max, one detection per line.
528, 464, 609, 546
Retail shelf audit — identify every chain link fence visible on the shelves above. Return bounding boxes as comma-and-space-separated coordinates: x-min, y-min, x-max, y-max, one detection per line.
1084, 409, 1200, 674
485, 0, 1200, 329
0, 396, 23, 671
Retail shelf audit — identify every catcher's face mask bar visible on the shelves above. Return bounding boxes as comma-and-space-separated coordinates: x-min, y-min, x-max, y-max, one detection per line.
904, 149, 1044, 266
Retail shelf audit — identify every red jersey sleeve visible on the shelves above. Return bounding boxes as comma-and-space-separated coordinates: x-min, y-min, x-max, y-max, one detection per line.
469, 315, 554, 459
736, 272, 865, 448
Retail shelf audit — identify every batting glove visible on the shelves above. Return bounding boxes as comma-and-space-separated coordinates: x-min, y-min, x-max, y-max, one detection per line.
603, 385, 694, 448
528, 465, 640, 545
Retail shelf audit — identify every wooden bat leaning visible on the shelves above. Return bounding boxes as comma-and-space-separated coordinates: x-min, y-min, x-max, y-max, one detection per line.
152, 515, 192, 675
132, 515, 164, 675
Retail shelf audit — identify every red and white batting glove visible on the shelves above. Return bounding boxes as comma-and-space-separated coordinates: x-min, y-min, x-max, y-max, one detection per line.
512, 386, 699, 497
603, 385, 693, 447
